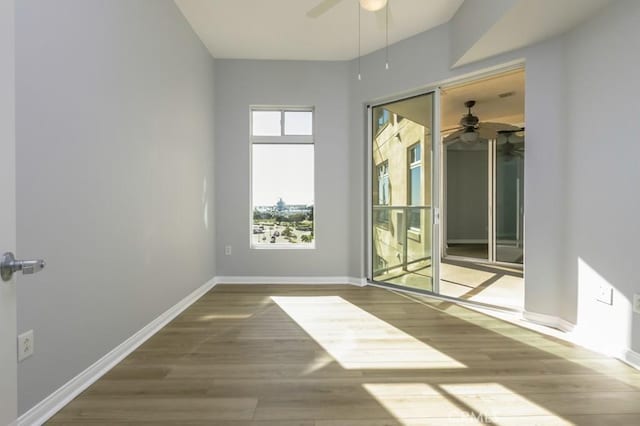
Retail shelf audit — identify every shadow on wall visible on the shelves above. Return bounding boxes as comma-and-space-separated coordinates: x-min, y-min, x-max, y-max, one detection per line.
202, 177, 209, 230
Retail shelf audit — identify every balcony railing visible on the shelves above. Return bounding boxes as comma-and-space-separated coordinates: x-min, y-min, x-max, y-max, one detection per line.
372, 206, 432, 276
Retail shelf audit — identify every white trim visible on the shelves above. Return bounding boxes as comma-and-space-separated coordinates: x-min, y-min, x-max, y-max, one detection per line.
17, 278, 217, 426
622, 348, 640, 371
215, 276, 366, 286
523, 311, 640, 371
522, 311, 575, 332
432, 88, 441, 294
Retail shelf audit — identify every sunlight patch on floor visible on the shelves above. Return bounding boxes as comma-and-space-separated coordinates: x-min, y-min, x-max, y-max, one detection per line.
272, 296, 466, 370
440, 383, 569, 422
363, 383, 491, 425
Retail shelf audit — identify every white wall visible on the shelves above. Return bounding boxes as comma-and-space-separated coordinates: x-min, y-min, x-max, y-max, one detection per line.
214, 60, 351, 277
16, 0, 216, 413
564, 0, 640, 355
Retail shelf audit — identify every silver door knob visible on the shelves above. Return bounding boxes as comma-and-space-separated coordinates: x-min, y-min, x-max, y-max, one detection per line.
1, 252, 46, 282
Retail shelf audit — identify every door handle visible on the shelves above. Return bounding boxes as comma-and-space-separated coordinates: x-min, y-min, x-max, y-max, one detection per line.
1, 252, 46, 282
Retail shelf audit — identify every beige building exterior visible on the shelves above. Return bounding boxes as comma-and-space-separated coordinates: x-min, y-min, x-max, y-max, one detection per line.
371, 101, 433, 285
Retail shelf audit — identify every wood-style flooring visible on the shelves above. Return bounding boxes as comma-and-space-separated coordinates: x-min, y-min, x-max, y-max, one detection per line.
49, 284, 640, 425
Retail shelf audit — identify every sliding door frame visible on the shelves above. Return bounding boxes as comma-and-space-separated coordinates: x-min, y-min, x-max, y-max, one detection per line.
366, 88, 441, 295
442, 137, 524, 268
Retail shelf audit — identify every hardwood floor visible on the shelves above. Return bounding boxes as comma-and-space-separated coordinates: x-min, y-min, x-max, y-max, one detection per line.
49, 285, 640, 425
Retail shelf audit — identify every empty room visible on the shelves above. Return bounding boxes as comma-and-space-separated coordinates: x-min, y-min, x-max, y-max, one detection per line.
2, 0, 640, 424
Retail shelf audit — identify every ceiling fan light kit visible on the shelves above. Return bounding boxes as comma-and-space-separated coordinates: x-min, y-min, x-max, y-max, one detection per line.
459, 128, 479, 143
359, 0, 388, 12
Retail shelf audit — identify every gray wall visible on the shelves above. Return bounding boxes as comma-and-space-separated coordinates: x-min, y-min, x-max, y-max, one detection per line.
16, 0, 216, 413
214, 60, 351, 277
565, 0, 640, 354
446, 150, 489, 242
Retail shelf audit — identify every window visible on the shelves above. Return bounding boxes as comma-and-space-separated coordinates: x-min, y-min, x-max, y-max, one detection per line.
408, 143, 422, 231
251, 107, 314, 248
376, 161, 390, 225
374, 108, 390, 132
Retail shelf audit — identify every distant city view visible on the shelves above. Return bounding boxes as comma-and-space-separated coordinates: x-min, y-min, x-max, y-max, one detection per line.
253, 198, 314, 245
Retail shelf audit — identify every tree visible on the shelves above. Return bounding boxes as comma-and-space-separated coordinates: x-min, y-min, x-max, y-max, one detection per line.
282, 226, 294, 237
289, 213, 306, 224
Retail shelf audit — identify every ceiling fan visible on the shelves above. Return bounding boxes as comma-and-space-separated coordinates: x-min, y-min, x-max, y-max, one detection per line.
443, 100, 522, 144
497, 128, 525, 161
307, 0, 392, 29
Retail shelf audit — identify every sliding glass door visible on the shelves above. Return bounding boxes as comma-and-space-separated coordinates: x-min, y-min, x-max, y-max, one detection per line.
444, 139, 489, 261
443, 131, 525, 265
494, 130, 525, 263
370, 92, 438, 292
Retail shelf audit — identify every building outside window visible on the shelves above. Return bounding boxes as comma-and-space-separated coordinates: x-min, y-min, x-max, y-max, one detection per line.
376, 161, 390, 224
408, 143, 422, 231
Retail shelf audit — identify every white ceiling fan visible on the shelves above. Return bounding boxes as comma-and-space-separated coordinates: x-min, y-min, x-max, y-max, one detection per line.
307, 0, 393, 29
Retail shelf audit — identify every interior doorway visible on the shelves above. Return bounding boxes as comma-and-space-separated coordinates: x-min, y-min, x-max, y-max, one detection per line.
440, 69, 525, 310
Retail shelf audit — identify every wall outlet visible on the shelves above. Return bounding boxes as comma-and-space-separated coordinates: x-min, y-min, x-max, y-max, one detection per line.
596, 284, 613, 305
224, 245, 232, 256
633, 294, 640, 314
18, 329, 34, 362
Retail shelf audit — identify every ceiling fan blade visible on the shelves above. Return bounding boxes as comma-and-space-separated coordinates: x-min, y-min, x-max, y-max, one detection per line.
477, 122, 521, 139
443, 129, 468, 144
375, 3, 393, 30
306, 0, 343, 18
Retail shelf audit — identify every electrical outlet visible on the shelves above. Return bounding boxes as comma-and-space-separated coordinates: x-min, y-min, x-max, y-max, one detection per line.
596, 284, 613, 305
225, 245, 232, 256
633, 294, 640, 314
18, 330, 34, 362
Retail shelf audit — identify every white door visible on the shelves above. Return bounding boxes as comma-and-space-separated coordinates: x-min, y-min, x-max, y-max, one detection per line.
0, 0, 17, 423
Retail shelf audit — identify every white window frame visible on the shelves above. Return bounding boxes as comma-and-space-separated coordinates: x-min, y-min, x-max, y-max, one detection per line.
250, 106, 315, 249
251, 106, 314, 145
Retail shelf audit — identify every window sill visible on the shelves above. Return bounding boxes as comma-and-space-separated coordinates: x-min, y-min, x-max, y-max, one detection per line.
251, 244, 316, 250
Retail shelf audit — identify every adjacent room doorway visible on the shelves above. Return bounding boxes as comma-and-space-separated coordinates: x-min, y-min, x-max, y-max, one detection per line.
440, 68, 525, 310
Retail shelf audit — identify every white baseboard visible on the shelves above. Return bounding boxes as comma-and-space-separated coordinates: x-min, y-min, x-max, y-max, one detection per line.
215, 276, 366, 286
522, 311, 575, 332
622, 348, 640, 371
523, 311, 640, 371
17, 277, 217, 426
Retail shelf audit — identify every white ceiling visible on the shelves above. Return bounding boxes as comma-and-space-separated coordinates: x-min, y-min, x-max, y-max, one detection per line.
174, 0, 464, 61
